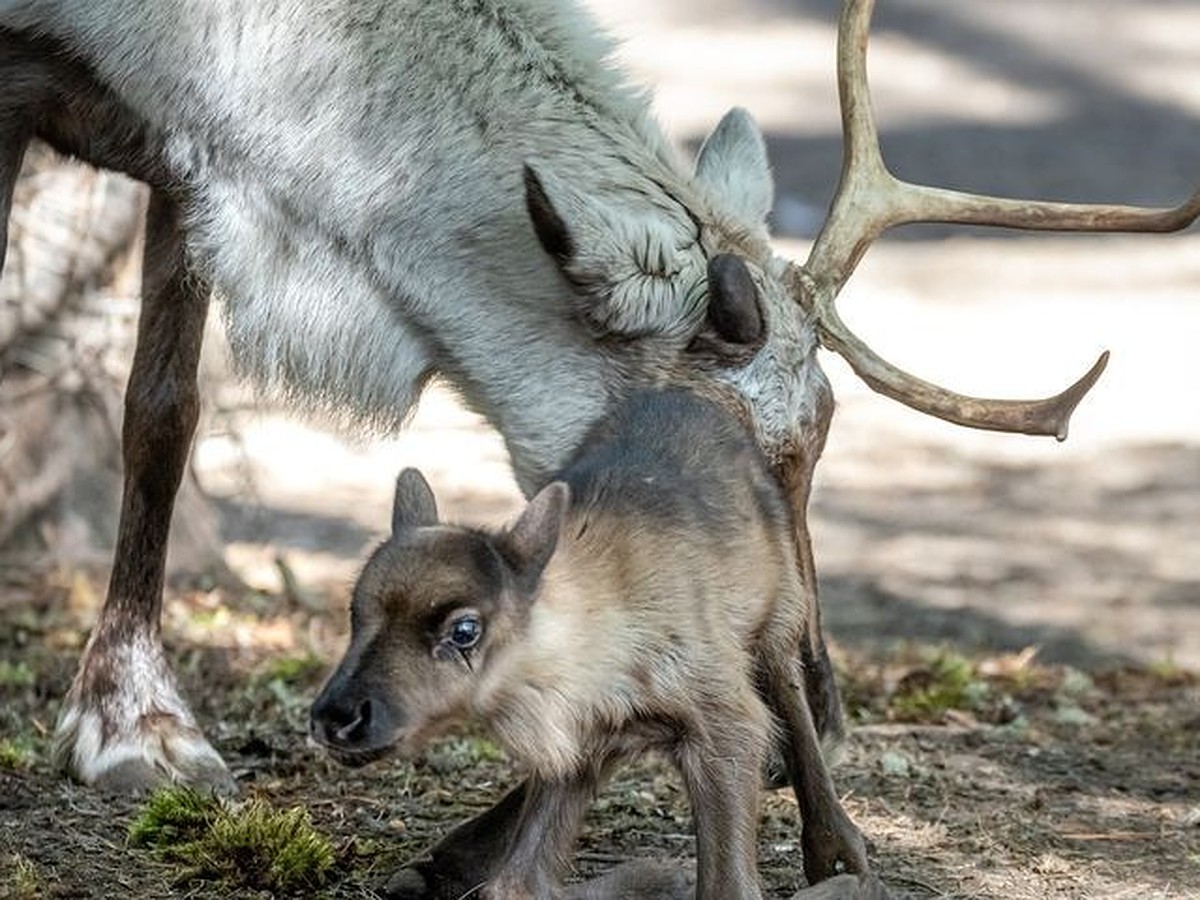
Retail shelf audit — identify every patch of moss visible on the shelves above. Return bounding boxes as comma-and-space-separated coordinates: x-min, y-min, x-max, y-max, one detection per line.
260, 652, 326, 686
184, 802, 335, 893
4, 852, 41, 899
129, 787, 334, 894
425, 734, 506, 774
890, 649, 989, 722
0, 661, 35, 688
0, 737, 38, 771
1146, 655, 1195, 687
128, 785, 218, 848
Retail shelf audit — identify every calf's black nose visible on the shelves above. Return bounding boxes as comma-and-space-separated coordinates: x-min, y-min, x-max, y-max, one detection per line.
311, 693, 373, 748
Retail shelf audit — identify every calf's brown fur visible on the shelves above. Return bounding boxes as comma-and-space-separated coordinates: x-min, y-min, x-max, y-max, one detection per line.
311, 388, 870, 899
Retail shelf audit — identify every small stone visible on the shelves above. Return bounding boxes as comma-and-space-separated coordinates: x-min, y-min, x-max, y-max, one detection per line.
1060, 667, 1095, 696
1053, 704, 1097, 727
880, 751, 911, 778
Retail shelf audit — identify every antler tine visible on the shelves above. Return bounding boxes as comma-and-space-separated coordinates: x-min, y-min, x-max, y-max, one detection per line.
794, 0, 1200, 439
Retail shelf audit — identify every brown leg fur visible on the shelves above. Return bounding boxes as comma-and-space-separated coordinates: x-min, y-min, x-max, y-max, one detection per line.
386, 783, 530, 899
761, 653, 870, 886
673, 690, 770, 900
387, 769, 604, 900
787, 417, 846, 757
50, 190, 232, 791
487, 772, 602, 899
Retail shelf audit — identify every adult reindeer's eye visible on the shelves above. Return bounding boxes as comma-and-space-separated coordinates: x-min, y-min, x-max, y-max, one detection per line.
448, 614, 482, 650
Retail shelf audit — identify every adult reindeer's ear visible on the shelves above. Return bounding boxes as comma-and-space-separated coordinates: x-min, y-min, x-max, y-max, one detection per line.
524, 162, 708, 338
695, 107, 773, 225
524, 164, 576, 262
707, 254, 763, 345
500, 481, 569, 583
391, 468, 438, 533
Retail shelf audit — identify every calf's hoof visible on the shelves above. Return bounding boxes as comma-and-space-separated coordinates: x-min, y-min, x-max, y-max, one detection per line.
383, 860, 475, 900
566, 860, 696, 900
384, 866, 434, 900
791, 873, 890, 900
801, 804, 871, 885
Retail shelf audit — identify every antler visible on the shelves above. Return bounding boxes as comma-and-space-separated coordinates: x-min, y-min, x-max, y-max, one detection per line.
791, 0, 1200, 440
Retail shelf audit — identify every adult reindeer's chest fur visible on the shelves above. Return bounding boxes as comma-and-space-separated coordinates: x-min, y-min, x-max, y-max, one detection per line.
4, 0, 833, 491
12, 3, 702, 436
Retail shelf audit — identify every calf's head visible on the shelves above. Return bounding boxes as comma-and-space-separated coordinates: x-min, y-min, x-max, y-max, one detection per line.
310, 469, 567, 765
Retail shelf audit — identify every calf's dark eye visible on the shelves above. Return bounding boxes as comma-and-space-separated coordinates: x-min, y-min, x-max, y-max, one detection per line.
449, 615, 482, 649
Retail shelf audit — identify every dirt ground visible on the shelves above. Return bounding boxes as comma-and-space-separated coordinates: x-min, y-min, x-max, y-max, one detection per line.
2, 1, 1198, 898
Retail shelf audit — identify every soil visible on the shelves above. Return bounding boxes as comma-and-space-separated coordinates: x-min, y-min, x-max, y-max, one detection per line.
1, 571, 1197, 900
2, 1, 1198, 898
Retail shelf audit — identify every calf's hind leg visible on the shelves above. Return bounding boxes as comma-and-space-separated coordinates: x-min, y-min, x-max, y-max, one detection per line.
52, 190, 234, 793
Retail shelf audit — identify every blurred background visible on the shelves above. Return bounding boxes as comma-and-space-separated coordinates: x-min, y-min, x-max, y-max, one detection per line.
2, 0, 1197, 671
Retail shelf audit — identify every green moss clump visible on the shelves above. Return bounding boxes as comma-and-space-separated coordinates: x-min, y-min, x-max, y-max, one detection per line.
0, 661, 35, 688
129, 787, 334, 894
890, 650, 988, 722
128, 786, 218, 848
5, 852, 41, 899
185, 802, 334, 893
0, 737, 38, 771
260, 653, 326, 685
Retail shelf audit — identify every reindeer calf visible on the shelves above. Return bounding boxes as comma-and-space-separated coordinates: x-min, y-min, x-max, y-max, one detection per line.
311, 388, 868, 899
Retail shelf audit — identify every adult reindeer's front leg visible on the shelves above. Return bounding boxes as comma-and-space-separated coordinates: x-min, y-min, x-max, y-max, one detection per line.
52, 190, 233, 792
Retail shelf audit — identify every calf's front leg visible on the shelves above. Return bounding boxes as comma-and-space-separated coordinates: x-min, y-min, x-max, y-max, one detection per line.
51, 190, 233, 793
674, 695, 771, 900
385, 782, 530, 899
486, 772, 599, 899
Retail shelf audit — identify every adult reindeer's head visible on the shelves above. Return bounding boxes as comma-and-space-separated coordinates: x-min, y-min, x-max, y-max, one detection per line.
525, 0, 1199, 488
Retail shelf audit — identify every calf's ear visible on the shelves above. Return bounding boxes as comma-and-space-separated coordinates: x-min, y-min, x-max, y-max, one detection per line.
392, 468, 438, 533
501, 481, 569, 582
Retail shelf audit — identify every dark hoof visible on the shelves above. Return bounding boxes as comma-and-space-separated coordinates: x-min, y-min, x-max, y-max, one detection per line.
383, 866, 433, 900
91, 756, 237, 796
791, 873, 890, 900
567, 860, 696, 900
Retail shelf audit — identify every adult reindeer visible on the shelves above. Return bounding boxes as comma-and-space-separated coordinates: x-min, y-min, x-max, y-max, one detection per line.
0, 0, 1196, 890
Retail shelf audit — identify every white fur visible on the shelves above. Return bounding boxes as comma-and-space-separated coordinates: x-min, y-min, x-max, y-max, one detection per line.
2, 0, 827, 489
695, 107, 775, 226
53, 630, 232, 789
6, 0, 833, 790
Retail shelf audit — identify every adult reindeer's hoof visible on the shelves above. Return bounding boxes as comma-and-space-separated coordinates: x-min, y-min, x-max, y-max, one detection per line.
52, 628, 235, 794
